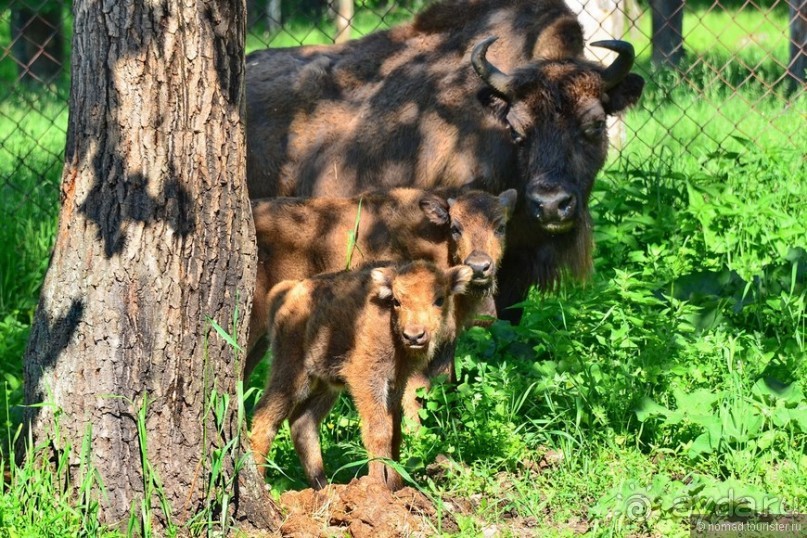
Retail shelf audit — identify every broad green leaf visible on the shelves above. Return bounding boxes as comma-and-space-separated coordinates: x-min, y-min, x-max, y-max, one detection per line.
635, 396, 670, 422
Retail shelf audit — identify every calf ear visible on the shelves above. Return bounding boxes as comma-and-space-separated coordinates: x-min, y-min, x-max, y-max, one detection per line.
604, 73, 645, 115
446, 265, 474, 296
419, 194, 449, 225
371, 267, 396, 300
498, 189, 518, 215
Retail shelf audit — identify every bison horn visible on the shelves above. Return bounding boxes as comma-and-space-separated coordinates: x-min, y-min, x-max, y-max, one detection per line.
471, 36, 515, 98
591, 40, 635, 91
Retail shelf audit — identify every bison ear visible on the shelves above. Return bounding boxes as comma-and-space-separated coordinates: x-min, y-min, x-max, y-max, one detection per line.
604, 73, 645, 115
498, 189, 518, 215
419, 195, 449, 225
446, 265, 474, 296
371, 267, 395, 300
532, 15, 584, 60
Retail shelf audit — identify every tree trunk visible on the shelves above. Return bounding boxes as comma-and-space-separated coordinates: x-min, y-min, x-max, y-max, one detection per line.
23, 0, 280, 532
650, 0, 685, 67
334, 0, 354, 44
10, 0, 64, 84
565, 0, 627, 148
788, 0, 807, 87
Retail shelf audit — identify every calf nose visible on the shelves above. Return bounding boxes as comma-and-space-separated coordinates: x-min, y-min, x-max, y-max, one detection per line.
464, 253, 493, 280
402, 327, 429, 347
528, 190, 577, 225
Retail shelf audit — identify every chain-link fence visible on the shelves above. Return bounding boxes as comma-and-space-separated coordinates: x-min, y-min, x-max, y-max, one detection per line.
1, 0, 804, 221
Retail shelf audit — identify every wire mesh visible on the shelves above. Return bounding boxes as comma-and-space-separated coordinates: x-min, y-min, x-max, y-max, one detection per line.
1, 0, 804, 223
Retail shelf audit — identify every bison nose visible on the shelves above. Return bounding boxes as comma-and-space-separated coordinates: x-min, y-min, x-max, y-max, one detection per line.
527, 190, 577, 231
402, 327, 429, 348
464, 253, 493, 281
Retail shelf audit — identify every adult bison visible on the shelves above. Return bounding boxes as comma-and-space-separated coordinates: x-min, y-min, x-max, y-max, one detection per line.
245, 0, 645, 323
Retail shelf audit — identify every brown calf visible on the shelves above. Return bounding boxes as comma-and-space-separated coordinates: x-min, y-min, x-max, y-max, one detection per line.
250, 261, 473, 490
247, 188, 517, 379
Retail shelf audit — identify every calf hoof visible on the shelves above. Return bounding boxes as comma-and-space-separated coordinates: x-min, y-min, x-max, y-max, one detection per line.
308, 472, 328, 491
368, 462, 404, 491
383, 467, 404, 491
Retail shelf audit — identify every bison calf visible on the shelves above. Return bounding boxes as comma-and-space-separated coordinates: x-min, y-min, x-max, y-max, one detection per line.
250, 261, 473, 490
247, 188, 517, 379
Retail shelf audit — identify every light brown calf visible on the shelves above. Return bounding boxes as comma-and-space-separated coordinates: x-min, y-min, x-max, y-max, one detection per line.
250, 261, 473, 490
247, 188, 517, 379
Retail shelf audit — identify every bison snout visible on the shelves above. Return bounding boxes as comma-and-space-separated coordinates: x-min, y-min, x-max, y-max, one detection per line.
402, 327, 429, 348
464, 253, 494, 285
527, 190, 577, 233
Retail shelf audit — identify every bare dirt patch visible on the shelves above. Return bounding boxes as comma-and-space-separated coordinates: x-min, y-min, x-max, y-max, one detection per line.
277, 476, 458, 537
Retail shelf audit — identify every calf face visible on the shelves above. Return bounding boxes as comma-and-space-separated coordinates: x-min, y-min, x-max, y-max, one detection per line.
371, 262, 473, 356
447, 189, 517, 290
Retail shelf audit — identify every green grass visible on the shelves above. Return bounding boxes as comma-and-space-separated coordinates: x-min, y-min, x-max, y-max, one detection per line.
2, 3, 806, 536
0, 85, 67, 433
628, 5, 791, 60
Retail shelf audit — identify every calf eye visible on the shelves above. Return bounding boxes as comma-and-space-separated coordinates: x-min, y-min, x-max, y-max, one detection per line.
392, 297, 401, 308
434, 297, 445, 307
450, 224, 462, 238
496, 224, 507, 236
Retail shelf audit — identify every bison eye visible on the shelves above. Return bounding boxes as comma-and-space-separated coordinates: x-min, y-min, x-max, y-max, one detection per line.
450, 224, 462, 238
434, 296, 445, 308
584, 119, 606, 140
509, 127, 525, 145
392, 297, 401, 308
496, 223, 507, 236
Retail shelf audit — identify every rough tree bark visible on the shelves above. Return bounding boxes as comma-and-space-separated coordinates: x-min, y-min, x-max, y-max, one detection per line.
788, 0, 807, 87
23, 0, 280, 532
650, 0, 685, 67
10, 0, 64, 84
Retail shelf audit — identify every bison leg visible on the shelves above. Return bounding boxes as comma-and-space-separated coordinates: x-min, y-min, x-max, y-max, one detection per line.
249, 342, 305, 475
250, 384, 294, 476
288, 384, 340, 490
349, 380, 404, 491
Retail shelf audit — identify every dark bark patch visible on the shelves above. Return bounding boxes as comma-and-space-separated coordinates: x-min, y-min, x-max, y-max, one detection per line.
36, 299, 85, 371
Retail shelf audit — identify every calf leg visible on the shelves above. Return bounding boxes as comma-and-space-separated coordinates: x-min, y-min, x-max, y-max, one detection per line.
250, 342, 305, 475
350, 381, 404, 491
288, 384, 340, 490
250, 385, 293, 475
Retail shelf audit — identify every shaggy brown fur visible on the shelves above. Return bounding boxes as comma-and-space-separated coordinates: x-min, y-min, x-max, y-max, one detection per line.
245, 0, 644, 323
246, 188, 517, 379
250, 261, 473, 490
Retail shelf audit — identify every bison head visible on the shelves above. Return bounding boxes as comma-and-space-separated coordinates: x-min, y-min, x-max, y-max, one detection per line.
447, 189, 517, 289
372, 262, 472, 357
472, 36, 644, 234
